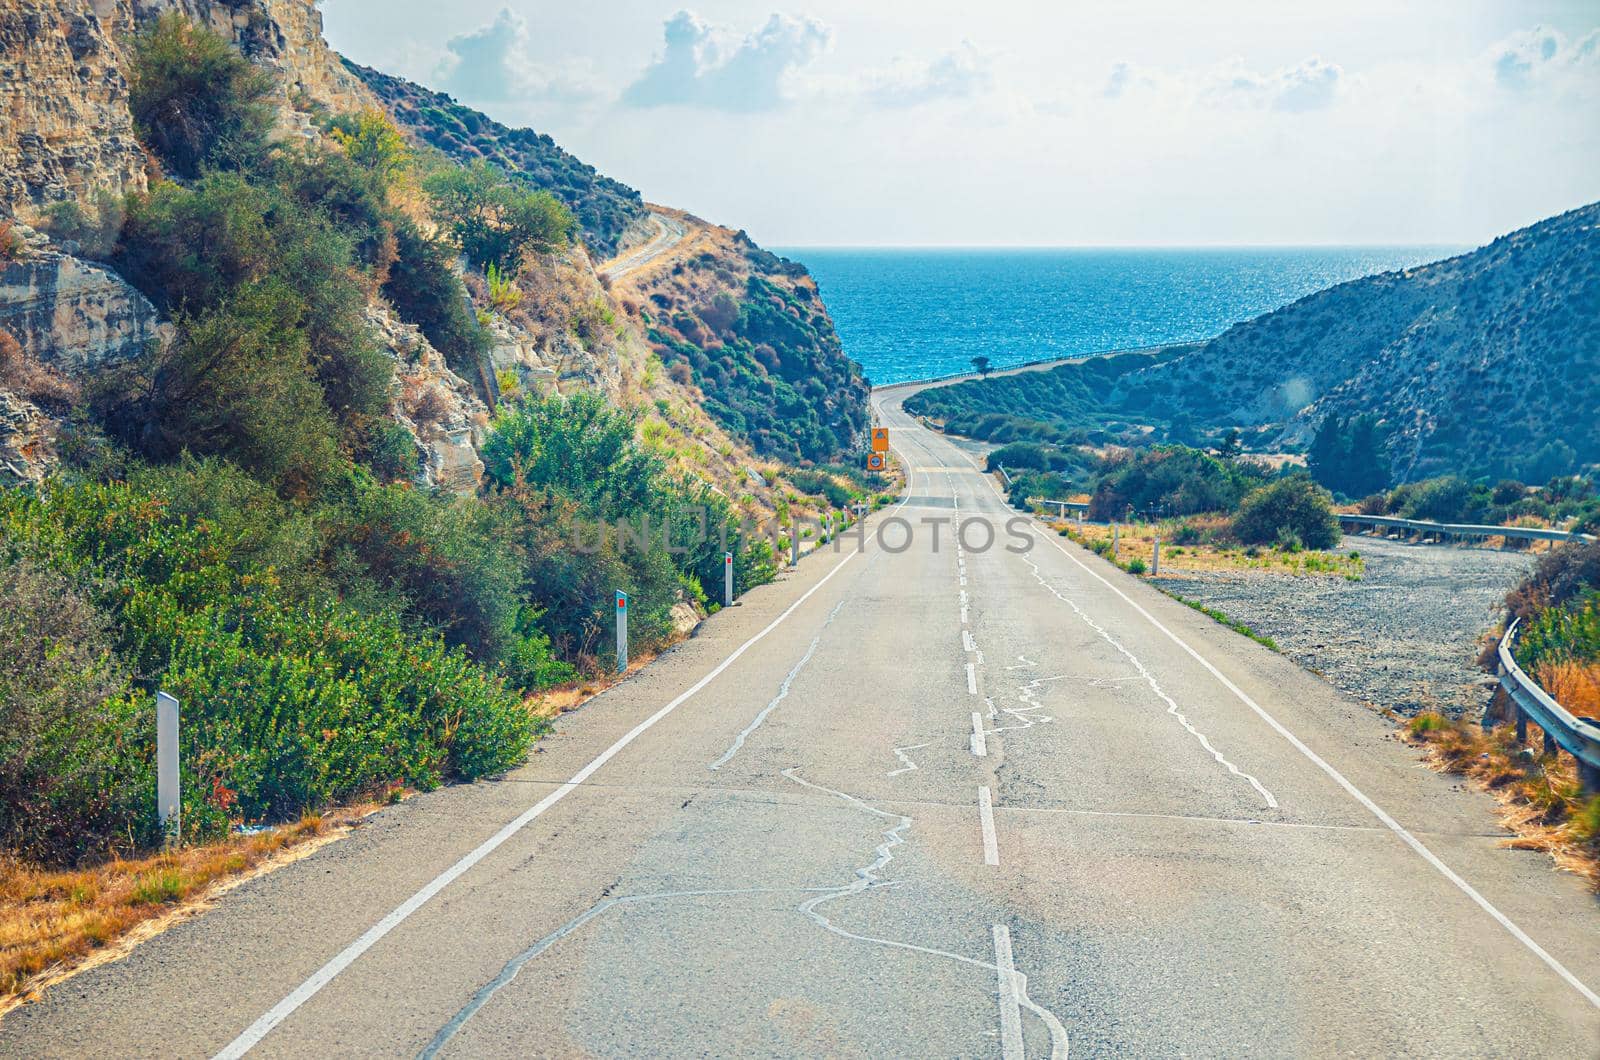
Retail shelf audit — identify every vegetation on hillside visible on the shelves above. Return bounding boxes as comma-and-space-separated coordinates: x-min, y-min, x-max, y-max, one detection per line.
1, 16, 783, 874
345, 60, 646, 257
907, 203, 1600, 483
647, 270, 870, 462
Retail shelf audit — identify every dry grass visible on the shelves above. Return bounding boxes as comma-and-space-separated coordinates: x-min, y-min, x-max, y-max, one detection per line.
1404, 710, 1600, 890
1, 804, 383, 1010
1058, 519, 1364, 579
1536, 659, 1600, 721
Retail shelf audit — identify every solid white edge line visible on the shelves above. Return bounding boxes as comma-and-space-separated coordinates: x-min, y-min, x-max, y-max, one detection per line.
971, 711, 989, 757
978, 785, 1000, 866
909, 397, 1600, 1011
214, 537, 869, 1058
992, 924, 1026, 1060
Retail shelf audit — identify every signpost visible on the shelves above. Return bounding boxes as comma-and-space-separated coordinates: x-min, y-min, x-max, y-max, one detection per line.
867, 453, 885, 472
615, 591, 629, 673
871, 427, 889, 452
156, 690, 180, 843
724, 551, 734, 606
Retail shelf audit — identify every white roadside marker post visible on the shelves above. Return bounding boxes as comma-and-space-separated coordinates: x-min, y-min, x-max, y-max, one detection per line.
156, 690, 180, 844
724, 551, 734, 607
1152, 527, 1161, 576
615, 590, 629, 673
1112, 521, 1120, 559
791, 525, 800, 567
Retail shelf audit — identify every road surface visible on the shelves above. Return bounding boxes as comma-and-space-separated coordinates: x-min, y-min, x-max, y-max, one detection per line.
5, 387, 1598, 1057
598, 211, 686, 281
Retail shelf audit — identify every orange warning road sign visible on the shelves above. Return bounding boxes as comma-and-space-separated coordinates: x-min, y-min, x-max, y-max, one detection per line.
867, 453, 885, 471
871, 427, 889, 452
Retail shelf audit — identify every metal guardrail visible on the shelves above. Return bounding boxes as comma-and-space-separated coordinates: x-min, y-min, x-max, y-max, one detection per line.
1031, 497, 1090, 517
1493, 618, 1600, 793
1339, 513, 1595, 545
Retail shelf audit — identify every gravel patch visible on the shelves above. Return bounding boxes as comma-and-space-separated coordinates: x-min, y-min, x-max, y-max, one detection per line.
1159, 535, 1537, 718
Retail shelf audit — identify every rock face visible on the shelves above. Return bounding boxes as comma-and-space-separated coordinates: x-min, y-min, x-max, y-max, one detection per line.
0, 389, 56, 484
368, 303, 488, 494
0, 246, 162, 371
0, 0, 377, 221
0, 0, 149, 218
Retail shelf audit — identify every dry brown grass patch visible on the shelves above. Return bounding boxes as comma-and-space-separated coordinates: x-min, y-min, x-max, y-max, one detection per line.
0, 805, 384, 1011
1404, 710, 1600, 889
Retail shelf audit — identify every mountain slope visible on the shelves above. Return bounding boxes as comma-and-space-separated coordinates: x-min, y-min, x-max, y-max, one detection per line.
346, 61, 646, 259
911, 203, 1600, 482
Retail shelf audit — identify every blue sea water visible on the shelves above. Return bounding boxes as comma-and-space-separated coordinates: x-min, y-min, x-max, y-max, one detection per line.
777, 247, 1460, 386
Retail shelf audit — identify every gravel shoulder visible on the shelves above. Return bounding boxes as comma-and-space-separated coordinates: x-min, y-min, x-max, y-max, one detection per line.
1159, 534, 1536, 718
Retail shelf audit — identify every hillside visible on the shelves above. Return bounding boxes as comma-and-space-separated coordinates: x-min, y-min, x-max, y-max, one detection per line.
910, 204, 1600, 483
346, 61, 646, 259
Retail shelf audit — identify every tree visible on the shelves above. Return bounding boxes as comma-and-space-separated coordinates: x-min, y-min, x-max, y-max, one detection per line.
972, 355, 993, 378
1216, 428, 1243, 459
1307, 413, 1390, 498
328, 109, 410, 188
1232, 476, 1342, 550
424, 161, 574, 274
127, 13, 276, 178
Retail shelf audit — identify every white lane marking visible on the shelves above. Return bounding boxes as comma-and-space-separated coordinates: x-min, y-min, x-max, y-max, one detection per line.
966, 662, 978, 695
961, 606, 970, 625
971, 712, 989, 757
223, 414, 931, 1058
992, 924, 1026, 1060
786, 768, 1068, 1058
960, 575, 968, 587
1020, 552, 1277, 810
212, 540, 870, 1058
887, 742, 932, 777
978, 785, 1000, 866
709, 599, 846, 770
963, 630, 977, 653
932, 419, 1600, 1011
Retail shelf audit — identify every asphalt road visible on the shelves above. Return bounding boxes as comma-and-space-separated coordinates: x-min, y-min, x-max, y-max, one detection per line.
5, 389, 1599, 1058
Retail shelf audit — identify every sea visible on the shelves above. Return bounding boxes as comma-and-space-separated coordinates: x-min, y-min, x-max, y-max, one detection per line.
777, 247, 1460, 386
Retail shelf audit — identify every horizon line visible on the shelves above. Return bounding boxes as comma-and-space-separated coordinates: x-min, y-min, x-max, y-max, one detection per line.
768, 241, 1471, 251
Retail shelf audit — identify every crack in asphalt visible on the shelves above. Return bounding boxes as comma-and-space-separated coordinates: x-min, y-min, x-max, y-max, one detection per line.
1018, 554, 1280, 810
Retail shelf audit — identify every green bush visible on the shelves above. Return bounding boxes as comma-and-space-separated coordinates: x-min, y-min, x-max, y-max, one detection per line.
127, 13, 276, 178
424, 160, 574, 274
1232, 476, 1341, 550
1088, 445, 1267, 521
0, 560, 152, 863
1517, 591, 1600, 671
383, 217, 490, 381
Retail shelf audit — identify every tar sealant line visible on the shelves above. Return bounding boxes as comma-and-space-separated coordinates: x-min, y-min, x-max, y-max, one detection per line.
784, 767, 1068, 1058
211, 470, 914, 1060
941, 423, 1600, 1012
992, 924, 1026, 1060
978, 785, 1000, 866
709, 598, 847, 770
418, 884, 839, 1058
887, 742, 933, 777
970, 712, 989, 757
1019, 552, 1278, 810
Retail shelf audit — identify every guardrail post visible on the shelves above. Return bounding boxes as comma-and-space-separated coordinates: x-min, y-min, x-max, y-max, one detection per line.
1582, 760, 1600, 796
1515, 705, 1528, 744
615, 590, 628, 673
156, 690, 180, 844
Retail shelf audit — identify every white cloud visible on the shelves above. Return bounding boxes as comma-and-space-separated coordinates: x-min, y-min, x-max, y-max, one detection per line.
1488, 25, 1600, 93
1100, 55, 1345, 112
862, 42, 993, 108
438, 8, 602, 106
621, 10, 831, 111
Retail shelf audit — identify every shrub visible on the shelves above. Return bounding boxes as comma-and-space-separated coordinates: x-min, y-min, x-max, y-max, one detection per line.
327, 108, 410, 187
127, 13, 276, 178
424, 160, 574, 274
1232, 476, 1341, 550
1088, 445, 1267, 521
383, 217, 490, 380
1126, 558, 1147, 574
1504, 541, 1600, 622
0, 560, 151, 863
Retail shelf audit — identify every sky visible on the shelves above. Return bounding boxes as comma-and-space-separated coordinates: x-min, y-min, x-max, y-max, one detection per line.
321, 1, 1600, 247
